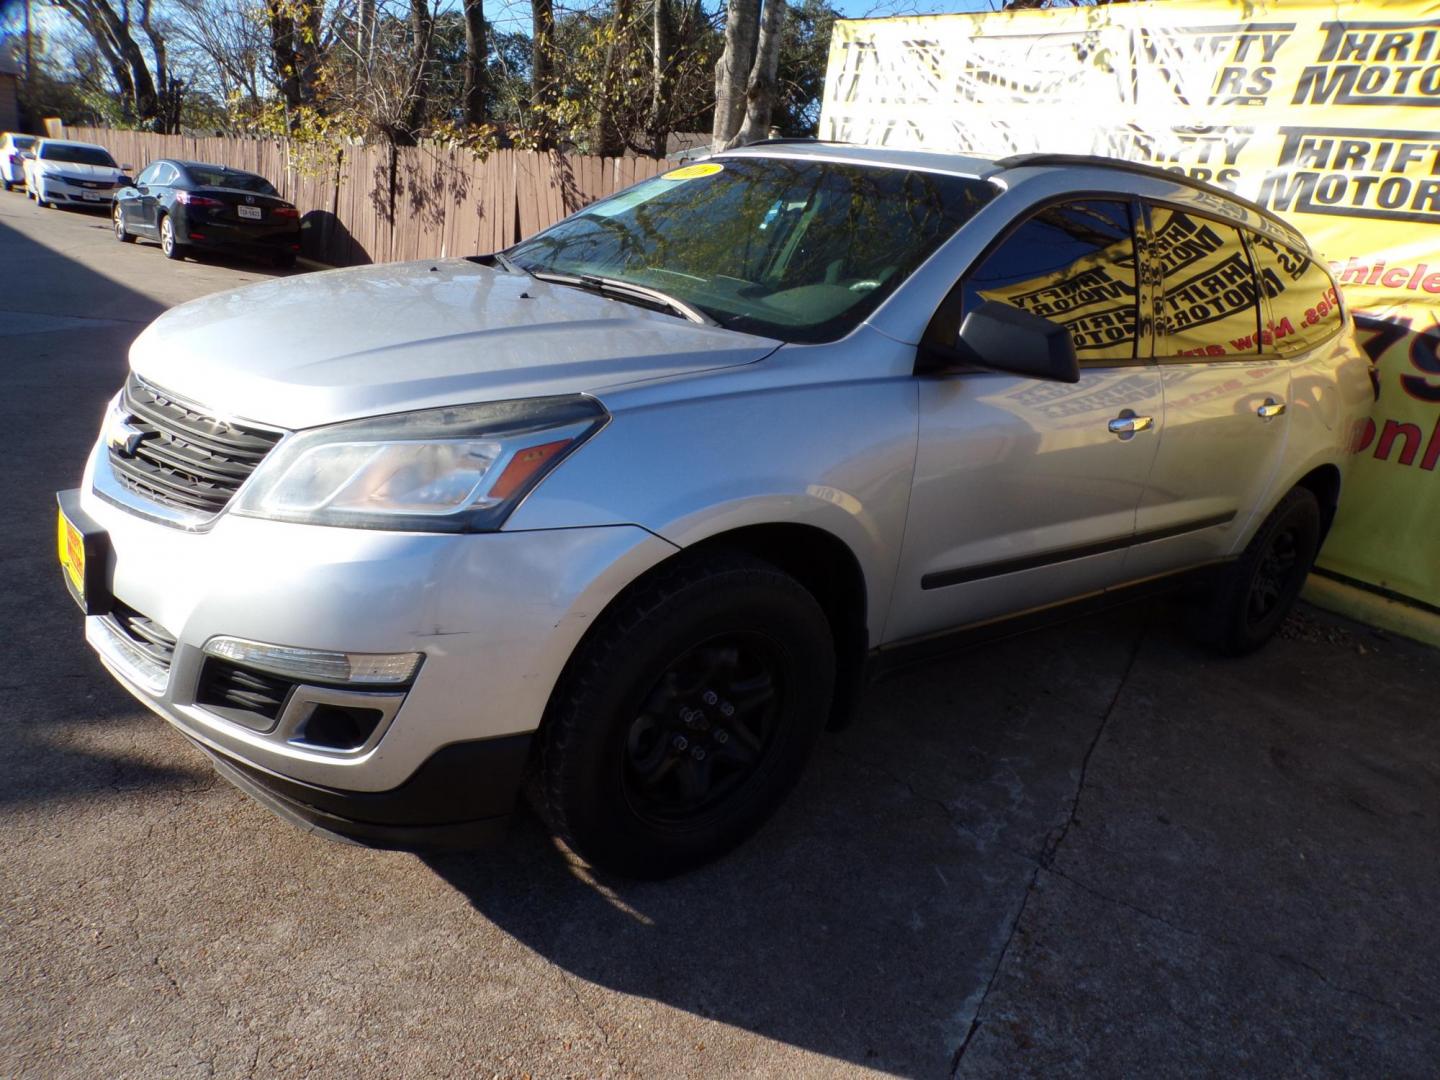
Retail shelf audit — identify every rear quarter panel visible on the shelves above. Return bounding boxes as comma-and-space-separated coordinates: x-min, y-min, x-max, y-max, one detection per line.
1232, 318, 1373, 550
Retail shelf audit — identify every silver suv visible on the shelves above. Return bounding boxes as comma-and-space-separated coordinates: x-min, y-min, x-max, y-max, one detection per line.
57, 145, 1374, 876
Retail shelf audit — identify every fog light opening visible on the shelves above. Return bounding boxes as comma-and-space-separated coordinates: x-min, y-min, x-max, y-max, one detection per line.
296, 703, 384, 751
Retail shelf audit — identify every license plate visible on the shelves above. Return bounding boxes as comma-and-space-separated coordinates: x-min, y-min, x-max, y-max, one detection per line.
82, 192, 105, 201
237, 205, 262, 220
57, 507, 86, 597
55, 491, 111, 615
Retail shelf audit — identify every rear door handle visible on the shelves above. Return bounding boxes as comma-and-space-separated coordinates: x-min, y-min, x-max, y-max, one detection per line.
1108, 410, 1154, 439
1257, 398, 1286, 420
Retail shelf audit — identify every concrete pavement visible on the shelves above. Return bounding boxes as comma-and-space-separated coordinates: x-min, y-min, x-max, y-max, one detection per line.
3, 190, 1438, 1078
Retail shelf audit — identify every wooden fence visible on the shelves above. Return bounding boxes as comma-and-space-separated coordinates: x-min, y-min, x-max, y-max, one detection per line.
62, 126, 670, 266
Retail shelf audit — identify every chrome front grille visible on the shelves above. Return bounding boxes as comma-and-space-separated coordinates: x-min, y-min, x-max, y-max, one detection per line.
107, 375, 284, 517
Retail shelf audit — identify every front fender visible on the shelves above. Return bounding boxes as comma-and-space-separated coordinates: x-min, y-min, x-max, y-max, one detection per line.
506, 374, 921, 648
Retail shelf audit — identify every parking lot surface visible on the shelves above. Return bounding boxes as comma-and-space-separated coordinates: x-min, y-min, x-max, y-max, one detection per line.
4, 191, 1439, 1079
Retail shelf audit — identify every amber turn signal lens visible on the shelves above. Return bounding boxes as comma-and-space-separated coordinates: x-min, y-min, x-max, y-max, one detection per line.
487, 439, 573, 500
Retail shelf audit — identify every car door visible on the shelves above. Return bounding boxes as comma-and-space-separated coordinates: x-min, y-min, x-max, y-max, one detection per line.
1121, 201, 1292, 581
885, 198, 1165, 644
138, 163, 175, 233
121, 163, 156, 228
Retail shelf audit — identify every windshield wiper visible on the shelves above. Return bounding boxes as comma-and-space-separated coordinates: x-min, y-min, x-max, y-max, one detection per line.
530, 271, 716, 326
492, 251, 529, 276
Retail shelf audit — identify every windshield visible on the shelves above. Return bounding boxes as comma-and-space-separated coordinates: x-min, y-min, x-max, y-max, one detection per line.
41, 144, 117, 167
185, 166, 277, 194
507, 158, 996, 342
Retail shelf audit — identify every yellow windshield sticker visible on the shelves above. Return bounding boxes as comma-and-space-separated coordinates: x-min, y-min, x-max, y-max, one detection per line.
662, 162, 723, 181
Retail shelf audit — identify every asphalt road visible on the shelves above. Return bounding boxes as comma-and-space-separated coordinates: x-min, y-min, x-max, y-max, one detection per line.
4, 191, 1439, 1079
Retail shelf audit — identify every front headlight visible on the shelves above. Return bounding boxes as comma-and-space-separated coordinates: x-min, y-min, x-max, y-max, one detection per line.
231, 396, 606, 531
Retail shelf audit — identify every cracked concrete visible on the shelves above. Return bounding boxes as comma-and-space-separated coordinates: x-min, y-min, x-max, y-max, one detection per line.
5, 187, 1440, 1079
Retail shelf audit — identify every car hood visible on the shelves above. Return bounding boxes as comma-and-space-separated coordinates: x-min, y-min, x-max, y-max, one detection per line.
38, 161, 124, 180
128, 260, 781, 429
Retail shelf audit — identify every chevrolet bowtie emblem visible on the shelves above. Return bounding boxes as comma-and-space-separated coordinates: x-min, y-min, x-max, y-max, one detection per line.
104, 403, 151, 458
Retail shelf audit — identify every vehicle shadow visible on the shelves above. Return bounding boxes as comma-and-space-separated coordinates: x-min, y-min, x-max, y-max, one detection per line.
423, 613, 1149, 1077
1, 214, 222, 808
301, 208, 370, 267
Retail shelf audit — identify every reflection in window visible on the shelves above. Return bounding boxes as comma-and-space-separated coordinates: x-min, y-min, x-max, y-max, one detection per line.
184, 167, 279, 195
963, 200, 1138, 363
509, 159, 995, 343
1251, 234, 1343, 358
1152, 208, 1261, 359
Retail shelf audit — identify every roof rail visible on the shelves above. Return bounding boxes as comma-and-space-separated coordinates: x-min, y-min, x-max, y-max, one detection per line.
994, 152, 1289, 233
733, 137, 845, 148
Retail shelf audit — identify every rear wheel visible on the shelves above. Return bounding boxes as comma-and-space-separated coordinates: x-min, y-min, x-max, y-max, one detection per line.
533, 551, 835, 878
1198, 487, 1321, 656
2, 179, 11, 192
159, 214, 186, 260
273, 251, 297, 269
113, 203, 135, 243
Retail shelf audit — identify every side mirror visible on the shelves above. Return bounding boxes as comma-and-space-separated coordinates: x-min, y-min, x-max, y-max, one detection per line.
920, 300, 1080, 384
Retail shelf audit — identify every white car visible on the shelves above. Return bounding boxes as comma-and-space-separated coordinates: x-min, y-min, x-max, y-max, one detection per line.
1, 132, 37, 191
25, 139, 132, 209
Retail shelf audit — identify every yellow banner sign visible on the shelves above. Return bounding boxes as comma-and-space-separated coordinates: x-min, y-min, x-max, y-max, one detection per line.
822, 0, 1440, 609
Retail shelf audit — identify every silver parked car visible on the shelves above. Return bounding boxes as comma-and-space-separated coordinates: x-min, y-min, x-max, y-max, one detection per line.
57, 145, 1374, 876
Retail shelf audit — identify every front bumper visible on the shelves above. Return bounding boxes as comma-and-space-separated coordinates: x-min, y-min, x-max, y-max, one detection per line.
191, 733, 532, 850
40, 176, 116, 205
71, 439, 676, 835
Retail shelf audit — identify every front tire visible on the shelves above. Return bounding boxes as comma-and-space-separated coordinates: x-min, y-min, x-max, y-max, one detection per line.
533, 551, 836, 878
159, 214, 185, 260
113, 204, 135, 243
1199, 487, 1321, 656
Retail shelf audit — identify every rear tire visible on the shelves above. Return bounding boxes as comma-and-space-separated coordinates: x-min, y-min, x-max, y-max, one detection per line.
2, 180, 11, 192
159, 214, 186, 260
273, 251, 297, 269
1198, 487, 1321, 656
533, 551, 835, 879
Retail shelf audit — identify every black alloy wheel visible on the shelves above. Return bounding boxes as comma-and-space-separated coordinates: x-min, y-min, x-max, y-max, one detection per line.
621, 632, 785, 827
533, 550, 835, 878
1247, 525, 1301, 627
1199, 487, 1321, 655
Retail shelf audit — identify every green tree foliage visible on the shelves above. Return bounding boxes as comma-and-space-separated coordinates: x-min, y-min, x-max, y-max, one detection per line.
29, 0, 846, 153
774, 0, 837, 136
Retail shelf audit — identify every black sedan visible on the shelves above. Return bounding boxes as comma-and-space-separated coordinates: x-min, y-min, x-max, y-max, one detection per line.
112, 159, 301, 267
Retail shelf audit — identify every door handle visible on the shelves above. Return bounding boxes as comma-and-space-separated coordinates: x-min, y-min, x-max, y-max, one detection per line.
1257, 398, 1286, 420
1108, 410, 1154, 439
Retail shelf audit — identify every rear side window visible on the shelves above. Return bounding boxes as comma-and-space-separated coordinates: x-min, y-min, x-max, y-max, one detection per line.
12, 136, 36, 150
962, 199, 1138, 363
1250, 234, 1343, 358
1150, 206, 1262, 360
